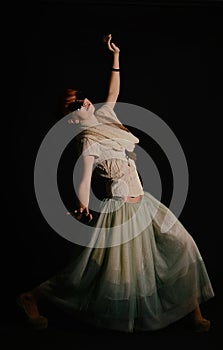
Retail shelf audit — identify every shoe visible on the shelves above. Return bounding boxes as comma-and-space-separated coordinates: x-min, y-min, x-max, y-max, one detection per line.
16, 292, 48, 330
194, 318, 211, 333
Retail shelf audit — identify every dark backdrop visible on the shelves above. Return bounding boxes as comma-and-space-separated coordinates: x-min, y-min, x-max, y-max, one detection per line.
2, 0, 223, 333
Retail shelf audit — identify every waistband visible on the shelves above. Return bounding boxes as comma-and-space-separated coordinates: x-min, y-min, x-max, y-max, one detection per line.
111, 195, 143, 203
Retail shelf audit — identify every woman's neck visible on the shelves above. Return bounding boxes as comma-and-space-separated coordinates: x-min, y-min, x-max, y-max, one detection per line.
79, 114, 98, 125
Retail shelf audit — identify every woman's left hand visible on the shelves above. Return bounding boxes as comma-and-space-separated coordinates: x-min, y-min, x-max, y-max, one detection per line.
103, 34, 120, 54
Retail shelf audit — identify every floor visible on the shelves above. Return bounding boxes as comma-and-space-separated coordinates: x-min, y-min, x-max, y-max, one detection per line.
0, 292, 221, 350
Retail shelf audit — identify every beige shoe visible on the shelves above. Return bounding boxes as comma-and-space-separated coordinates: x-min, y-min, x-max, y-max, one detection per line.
16, 292, 48, 330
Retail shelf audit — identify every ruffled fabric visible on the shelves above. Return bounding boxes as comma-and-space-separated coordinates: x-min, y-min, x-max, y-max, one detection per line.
38, 192, 214, 332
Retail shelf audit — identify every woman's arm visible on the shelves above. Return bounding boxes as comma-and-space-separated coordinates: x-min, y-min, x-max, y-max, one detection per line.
104, 34, 120, 110
73, 154, 94, 222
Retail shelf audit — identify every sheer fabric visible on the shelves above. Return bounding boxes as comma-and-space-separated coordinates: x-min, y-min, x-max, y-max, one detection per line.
39, 192, 214, 332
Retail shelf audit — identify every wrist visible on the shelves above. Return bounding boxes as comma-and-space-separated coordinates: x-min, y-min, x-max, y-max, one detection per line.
112, 55, 119, 69
112, 53, 119, 62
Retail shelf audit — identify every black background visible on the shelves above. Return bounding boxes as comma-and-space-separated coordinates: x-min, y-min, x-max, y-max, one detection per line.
1, 0, 223, 347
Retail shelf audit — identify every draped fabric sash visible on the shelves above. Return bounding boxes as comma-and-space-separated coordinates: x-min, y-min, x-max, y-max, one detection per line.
76, 121, 139, 157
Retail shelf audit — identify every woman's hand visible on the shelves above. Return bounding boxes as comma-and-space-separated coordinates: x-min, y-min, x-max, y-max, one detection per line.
103, 34, 120, 54
74, 207, 93, 222
68, 206, 93, 223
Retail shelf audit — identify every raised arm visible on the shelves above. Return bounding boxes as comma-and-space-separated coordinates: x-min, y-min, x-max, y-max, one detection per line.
104, 34, 120, 110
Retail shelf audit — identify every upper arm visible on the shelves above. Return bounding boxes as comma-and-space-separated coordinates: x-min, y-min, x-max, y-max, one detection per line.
79, 154, 95, 186
95, 103, 120, 123
105, 96, 117, 110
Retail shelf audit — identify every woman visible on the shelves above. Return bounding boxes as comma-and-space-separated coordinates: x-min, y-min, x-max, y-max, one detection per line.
17, 34, 214, 333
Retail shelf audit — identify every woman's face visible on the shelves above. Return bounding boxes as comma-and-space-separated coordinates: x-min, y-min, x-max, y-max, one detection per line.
74, 98, 95, 120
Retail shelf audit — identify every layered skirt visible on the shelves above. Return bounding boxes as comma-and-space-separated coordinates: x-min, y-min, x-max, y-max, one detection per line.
38, 191, 214, 332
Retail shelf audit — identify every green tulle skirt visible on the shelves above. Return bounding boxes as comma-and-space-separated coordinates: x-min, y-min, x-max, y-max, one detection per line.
38, 191, 214, 332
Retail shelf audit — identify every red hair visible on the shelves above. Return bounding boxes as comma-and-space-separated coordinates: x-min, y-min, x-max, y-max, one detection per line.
63, 88, 80, 115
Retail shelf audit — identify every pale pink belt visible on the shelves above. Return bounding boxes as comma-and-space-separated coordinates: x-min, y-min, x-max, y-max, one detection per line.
123, 195, 143, 203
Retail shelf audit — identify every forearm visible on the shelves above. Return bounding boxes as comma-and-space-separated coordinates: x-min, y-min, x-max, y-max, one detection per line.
107, 53, 120, 97
77, 182, 91, 209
